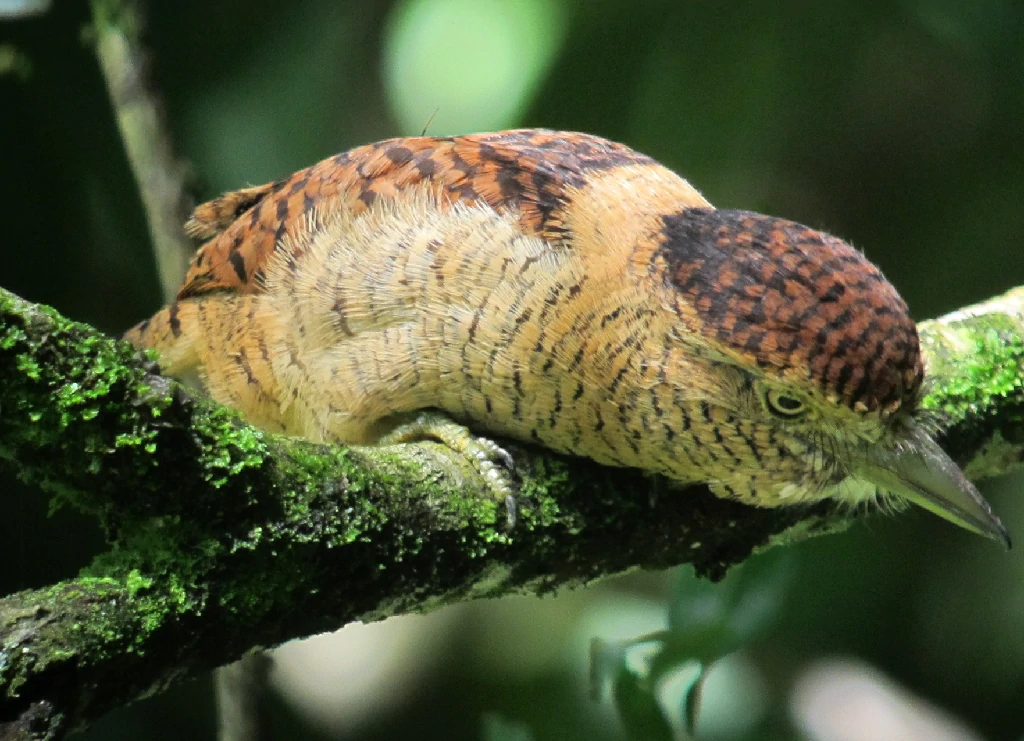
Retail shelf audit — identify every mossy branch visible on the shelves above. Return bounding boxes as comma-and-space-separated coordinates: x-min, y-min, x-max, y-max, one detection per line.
1, 286, 1023, 740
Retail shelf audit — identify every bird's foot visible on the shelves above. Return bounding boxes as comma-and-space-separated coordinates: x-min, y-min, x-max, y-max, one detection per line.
378, 411, 519, 527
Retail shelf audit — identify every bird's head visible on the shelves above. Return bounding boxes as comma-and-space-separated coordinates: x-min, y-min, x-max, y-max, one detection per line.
652, 208, 1008, 546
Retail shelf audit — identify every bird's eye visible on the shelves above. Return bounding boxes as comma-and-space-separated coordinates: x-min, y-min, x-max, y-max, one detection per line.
764, 389, 807, 418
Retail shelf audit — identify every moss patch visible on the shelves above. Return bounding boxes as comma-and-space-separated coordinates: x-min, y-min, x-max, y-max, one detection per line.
921, 324, 1024, 423
0, 291, 173, 515
918, 313, 1024, 471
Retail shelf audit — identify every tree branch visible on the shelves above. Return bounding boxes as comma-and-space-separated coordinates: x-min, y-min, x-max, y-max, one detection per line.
89, 0, 194, 302
1, 284, 1023, 739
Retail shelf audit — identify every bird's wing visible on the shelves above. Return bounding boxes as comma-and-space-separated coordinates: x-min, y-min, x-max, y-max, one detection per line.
176, 129, 657, 300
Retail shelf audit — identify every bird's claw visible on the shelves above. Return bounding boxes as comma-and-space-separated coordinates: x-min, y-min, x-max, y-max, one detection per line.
379, 411, 519, 526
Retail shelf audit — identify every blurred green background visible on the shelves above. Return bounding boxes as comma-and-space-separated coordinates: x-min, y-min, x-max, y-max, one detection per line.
2, 1, 1024, 739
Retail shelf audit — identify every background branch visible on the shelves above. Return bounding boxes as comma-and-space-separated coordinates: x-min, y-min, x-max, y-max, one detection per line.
0, 283, 1023, 739
89, 0, 193, 303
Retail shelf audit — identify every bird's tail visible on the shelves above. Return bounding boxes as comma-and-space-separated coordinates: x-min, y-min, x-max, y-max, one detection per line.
123, 300, 202, 375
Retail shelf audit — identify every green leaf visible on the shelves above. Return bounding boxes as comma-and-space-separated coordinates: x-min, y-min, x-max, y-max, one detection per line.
612, 662, 675, 741
682, 666, 708, 737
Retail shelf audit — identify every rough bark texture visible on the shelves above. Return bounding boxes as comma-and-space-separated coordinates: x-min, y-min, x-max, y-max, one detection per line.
1, 285, 1023, 740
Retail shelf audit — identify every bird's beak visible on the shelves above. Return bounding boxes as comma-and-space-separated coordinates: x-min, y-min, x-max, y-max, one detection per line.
856, 435, 1010, 548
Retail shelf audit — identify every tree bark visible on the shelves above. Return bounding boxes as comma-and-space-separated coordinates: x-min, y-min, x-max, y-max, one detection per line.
1, 285, 1023, 740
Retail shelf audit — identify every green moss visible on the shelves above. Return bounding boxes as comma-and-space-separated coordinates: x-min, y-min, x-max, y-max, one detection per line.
1, 291, 180, 518
0, 577, 144, 696
125, 569, 154, 598
190, 404, 269, 489
518, 455, 575, 531
921, 324, 1024, 423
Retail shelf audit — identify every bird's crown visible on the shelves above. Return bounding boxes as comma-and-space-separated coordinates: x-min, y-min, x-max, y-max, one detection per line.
658, 208, 924, 415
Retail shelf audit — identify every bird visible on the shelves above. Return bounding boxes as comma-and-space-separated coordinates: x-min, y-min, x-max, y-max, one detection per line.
124, 129, 1009, 546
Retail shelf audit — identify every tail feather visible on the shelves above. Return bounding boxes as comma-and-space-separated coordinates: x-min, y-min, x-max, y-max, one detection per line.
123, 301, 201, 375
184, 182, 280, 240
